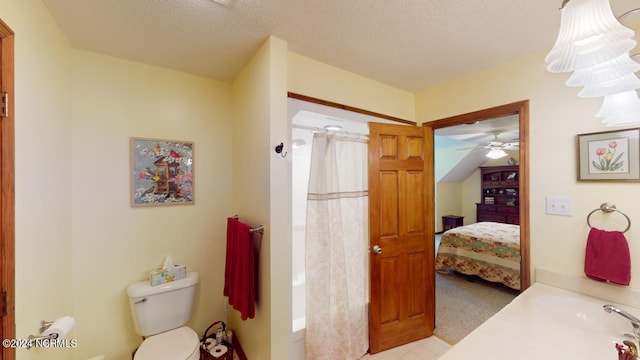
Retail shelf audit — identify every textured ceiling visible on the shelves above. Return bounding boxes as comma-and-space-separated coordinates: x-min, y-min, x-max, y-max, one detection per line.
41, 0, 640, 92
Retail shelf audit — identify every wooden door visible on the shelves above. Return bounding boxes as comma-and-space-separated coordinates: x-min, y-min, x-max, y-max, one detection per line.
0, 19, 15, 360
368, 123, 434, 353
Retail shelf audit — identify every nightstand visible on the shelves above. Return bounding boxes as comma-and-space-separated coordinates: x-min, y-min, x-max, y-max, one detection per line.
442, 215, 464, 232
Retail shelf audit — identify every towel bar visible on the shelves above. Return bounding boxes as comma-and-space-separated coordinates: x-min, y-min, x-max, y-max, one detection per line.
231, 215, 264, 234
249, 225, 264, 234
586, 202, 631, 233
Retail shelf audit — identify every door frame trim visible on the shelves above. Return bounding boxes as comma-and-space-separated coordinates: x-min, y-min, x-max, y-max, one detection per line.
0, 17, 16, 360
287, 92, 416, 126
423, 100, 531, 290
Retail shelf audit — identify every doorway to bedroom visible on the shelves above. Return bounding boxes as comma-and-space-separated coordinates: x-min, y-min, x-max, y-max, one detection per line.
426, 100, 530, 344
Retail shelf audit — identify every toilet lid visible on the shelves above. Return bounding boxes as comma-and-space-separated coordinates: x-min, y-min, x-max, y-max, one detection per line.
135, 326, 199, 360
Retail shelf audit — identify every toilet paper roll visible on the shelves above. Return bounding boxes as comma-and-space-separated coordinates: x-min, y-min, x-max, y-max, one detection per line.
209, 344, 228, 358
42, 316, 76, 339
205, 338, 216, 351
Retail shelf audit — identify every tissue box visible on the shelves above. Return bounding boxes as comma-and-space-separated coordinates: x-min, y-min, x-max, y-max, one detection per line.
150, 264, 186, 286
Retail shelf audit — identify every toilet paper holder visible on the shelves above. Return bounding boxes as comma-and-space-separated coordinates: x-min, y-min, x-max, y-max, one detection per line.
26, 320, 59, 350
39, 320, 55, 333
26, 316, 75, 350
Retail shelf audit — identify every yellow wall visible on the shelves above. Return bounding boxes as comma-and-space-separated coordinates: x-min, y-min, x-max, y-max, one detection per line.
1, 1, 73, 359
288, 52, 416, 122
70, 50, 233, 359
460, 170, 480, 223
435, 183, 462, 231
230, 36, 270, 359
418, 54, 640, 287
266, 38, 290, 360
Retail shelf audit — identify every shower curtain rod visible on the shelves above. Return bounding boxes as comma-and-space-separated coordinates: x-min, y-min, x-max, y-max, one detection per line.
292, 124, 369, 140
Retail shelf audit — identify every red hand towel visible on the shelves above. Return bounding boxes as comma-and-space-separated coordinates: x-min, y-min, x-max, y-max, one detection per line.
223, 218, 234, 298
223, 218, 255, 320
585, 227, 631, 286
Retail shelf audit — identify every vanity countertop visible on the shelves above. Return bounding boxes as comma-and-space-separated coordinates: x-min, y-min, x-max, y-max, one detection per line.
437, 274, 640, 360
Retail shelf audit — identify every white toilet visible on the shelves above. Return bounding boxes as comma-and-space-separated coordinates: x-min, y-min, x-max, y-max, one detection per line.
127, 272, 200, 360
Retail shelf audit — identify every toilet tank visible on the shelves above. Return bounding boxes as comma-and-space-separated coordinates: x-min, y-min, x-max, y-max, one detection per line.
127, 272, 199, 336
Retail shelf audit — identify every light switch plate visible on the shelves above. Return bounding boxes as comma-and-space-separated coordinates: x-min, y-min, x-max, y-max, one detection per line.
546, 196, 573, 216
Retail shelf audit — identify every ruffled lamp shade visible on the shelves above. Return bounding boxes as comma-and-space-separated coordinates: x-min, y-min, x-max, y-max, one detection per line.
596, 90, 640, 126
546, 0, 636, 73
578, 73, 640, 97
566, 53, 640, 87
546, 0, 640, 126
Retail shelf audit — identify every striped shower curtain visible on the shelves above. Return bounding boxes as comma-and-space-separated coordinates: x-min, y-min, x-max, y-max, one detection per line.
305, 132, 369, 359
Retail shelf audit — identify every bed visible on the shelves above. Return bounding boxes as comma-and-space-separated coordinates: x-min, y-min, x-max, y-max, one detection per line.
435, 221, 521, 290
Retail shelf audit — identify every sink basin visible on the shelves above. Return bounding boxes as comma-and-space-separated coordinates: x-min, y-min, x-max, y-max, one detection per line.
437, 282, 639, 360
529, 294, 633, 338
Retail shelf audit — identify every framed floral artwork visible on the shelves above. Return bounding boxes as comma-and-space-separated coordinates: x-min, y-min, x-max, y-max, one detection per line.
577, 128, 640, 181
130, 137, 194, 206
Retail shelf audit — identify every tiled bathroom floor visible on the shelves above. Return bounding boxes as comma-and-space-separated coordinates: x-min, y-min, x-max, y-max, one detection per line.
361, 336, 451, 360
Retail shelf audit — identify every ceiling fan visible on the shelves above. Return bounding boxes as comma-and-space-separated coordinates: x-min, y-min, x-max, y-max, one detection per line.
458, 132, 519, 159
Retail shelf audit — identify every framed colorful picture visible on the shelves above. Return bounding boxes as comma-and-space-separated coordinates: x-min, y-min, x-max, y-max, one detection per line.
130, 137, 194, 206
577, 128, 640, 181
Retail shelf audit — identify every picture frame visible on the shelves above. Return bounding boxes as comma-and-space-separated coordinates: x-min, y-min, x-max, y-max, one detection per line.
577, 128, 640, 181
130, 137, 194, 206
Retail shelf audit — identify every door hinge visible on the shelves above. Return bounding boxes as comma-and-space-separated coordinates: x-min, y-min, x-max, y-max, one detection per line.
1, 291, 7, 317
1, 92, 8, 118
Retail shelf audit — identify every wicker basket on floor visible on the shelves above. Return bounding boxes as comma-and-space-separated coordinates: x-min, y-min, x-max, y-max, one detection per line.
199, 321, 234, 360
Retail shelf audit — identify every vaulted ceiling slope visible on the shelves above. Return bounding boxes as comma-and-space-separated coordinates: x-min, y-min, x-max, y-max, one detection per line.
42, 0, 636, 92
435, 115, 519, 183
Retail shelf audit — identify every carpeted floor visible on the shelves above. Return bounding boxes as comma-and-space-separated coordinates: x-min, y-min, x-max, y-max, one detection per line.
434, 271, 519, 344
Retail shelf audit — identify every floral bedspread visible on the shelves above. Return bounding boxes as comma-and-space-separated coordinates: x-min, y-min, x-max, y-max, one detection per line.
435, 221, 521, 290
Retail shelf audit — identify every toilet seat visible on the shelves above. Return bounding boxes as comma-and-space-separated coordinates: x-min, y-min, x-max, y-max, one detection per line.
134, 326, 200, 360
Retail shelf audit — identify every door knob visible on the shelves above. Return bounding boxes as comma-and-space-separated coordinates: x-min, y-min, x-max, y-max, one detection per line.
372, 245, 383, 255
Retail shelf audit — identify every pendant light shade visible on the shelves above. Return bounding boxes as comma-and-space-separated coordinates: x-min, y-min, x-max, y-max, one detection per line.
546, 0, 640, 127
596, 90, 640, 126
546, 0, 636, 73
577, 73, 640, 97
566, 53, 640, 87
601, 112, 640, 126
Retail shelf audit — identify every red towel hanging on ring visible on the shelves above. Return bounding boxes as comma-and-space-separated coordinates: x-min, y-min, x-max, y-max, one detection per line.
585, 227, 631, 286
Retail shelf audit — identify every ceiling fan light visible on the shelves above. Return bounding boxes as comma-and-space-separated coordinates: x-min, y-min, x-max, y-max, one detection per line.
486, 148, 508, 159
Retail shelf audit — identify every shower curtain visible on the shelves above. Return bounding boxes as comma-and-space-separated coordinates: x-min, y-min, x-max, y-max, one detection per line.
305, 132, 369, 360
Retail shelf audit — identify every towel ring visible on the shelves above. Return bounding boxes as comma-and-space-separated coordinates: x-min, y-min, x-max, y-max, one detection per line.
586, 202, 631, 233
